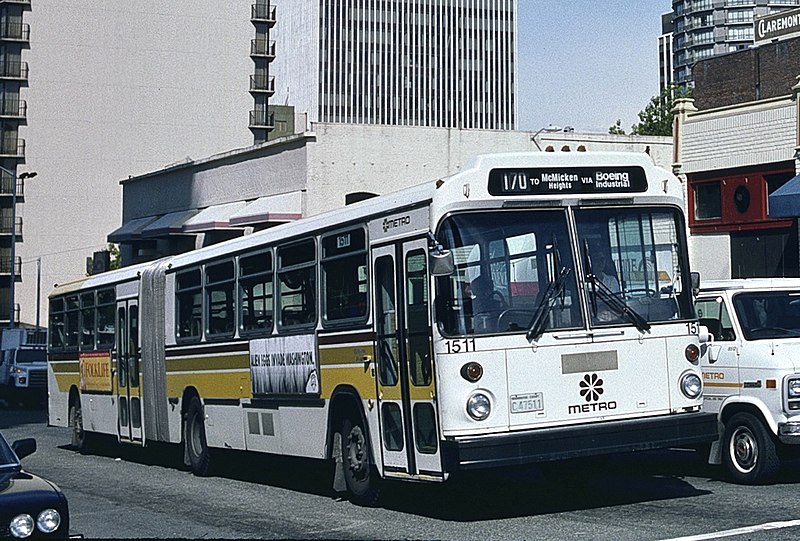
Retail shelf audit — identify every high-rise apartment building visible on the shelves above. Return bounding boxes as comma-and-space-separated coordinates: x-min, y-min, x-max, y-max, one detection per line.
250, 0, 276, 144
271, 0, 517, 130
671, 0, 800, 89
0, 0, 31, 327
659, 12, 674, 91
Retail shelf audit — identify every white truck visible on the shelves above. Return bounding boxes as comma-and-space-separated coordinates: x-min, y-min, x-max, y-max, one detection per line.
695, 278, 800, 484
0, 328, 47, 407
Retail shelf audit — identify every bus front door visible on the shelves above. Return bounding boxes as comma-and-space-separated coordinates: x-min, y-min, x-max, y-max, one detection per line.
372, 239, 442, 480
115, 299, 143, 444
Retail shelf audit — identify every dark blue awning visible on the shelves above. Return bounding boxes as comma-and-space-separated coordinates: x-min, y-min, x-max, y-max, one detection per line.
769, 174, 800, 218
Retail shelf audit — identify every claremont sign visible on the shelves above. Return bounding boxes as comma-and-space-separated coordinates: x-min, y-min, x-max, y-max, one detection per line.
755, 7, 800, 44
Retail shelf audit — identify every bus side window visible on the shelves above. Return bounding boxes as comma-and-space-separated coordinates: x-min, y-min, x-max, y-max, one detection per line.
322, 228, 368, 325
278, 240, 317, 329
206, 260, 235, 339
49, 297, 66, 350
239, 251, 273, 335
176, 269, 202, 341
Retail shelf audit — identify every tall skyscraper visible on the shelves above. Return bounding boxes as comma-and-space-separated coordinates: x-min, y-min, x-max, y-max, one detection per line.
271, 0, 517, 130
671, 0, 800, 90
659, 12, 674, 92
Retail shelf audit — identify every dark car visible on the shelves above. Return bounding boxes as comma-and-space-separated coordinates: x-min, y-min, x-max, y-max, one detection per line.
0, 432, 70, 539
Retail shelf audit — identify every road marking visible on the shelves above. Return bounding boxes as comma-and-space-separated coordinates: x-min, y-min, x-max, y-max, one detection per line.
661, 520, 800, 541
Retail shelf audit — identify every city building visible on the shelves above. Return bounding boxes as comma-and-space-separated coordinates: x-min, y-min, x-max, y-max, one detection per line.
659, 12, 675, 91
270, 0, 517, 130
670, 0, 800, 90
110, 125, 672, 268
249, 0, 276, 144
674, 25, 800, 278
18, 2, 254, 329
0, 0, 31, 327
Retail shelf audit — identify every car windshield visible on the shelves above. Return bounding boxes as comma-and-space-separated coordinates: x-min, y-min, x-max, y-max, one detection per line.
732, 291, 800, 340
434, 207, 695, 337
0, 432, 21, 470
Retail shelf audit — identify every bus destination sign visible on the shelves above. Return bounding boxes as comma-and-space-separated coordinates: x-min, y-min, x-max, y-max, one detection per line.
488, 166, 648, 196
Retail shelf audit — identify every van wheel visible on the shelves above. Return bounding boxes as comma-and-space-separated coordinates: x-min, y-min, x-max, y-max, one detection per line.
342, 416, 381, 506
185, 396, 212, 476
722, 412, 780, 484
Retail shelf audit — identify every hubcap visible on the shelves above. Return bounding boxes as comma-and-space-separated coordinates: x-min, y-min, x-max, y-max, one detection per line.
346, 425, 368, 479
731, 426, 758, 473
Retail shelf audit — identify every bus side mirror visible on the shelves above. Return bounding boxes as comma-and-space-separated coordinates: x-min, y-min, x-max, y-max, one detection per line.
691, 271, 700, 297
429, 249, 455, 276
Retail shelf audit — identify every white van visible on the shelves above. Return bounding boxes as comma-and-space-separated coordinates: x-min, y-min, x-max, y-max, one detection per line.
695, 279, 800, 483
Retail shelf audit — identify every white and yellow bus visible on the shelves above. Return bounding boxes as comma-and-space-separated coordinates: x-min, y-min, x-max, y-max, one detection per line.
48, 152, 717, 504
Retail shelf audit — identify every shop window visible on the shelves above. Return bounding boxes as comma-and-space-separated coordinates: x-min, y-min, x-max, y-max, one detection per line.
694, 182, 721, 220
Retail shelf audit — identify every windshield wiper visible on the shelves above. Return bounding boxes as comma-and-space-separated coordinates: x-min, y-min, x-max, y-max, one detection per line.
590, 276, 651, 334
526, 266, 571, 343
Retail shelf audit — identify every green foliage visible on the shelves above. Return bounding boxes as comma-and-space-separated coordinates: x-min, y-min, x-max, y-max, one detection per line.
630, 84, 692, 137
608, 119, 626, 135
107, 243, 121, 270
608, 85, 693, 137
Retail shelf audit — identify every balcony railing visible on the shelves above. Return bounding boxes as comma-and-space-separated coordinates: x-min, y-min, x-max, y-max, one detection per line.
0, 138, 24, 158
249, 74, 275, 94
0, 99, 25, 120
0, 298, 21, 325
249, 110, 275, 129
0, 171, 25, 198
0, 60, 28, 81
251, 3, 276, 24
0, 215, 22, 236
0, 23, 30, 42
0, 253, 21, 275
250, 39, 276, 58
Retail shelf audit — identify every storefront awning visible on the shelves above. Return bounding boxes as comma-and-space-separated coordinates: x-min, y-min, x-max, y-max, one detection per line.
107, 216, 159, 243
181, 201, 247, 233
228, 192, 303, 226
140, 209, 199, 238
768, 174, 800, 218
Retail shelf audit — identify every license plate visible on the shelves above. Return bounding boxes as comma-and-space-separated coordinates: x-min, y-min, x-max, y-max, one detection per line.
510, 393, 544, 414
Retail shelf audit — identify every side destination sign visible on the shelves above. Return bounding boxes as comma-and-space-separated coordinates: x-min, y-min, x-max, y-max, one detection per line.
488, 166, 648, 196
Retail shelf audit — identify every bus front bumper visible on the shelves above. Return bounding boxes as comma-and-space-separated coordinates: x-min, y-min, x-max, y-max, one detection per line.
441, 411, 718, 471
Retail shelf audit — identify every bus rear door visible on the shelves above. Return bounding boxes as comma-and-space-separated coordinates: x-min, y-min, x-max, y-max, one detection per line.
372, 239, 443, 480
115, 298, 143, 444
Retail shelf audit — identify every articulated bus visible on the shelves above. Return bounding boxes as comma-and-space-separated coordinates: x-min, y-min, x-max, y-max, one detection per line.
48, 152, 718, 504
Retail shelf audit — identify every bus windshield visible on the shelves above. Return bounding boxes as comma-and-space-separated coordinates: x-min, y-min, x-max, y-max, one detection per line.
435, 207, 694, 337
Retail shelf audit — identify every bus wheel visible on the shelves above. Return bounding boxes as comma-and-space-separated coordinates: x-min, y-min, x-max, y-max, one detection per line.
342, 416, 380, 506
185, 396, 212, 476
722, 412, 780, 484
69, 400, 91, 454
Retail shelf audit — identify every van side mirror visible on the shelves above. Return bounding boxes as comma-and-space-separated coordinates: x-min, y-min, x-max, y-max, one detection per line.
691, 271, 700, 297
11, 438, 36, 460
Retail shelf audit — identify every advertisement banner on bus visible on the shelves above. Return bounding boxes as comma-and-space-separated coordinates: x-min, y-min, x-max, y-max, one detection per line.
79, 351, 112, 393
249, 335, 319, 395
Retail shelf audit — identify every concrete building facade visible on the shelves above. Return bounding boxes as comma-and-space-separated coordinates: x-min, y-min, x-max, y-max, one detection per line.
271, 0, 518, 130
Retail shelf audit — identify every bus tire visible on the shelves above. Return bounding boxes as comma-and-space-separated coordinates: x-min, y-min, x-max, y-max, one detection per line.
722, 412, 780, 484
341, 415, 381, 506
185, 396, 213, 476
69, 399, 92, 454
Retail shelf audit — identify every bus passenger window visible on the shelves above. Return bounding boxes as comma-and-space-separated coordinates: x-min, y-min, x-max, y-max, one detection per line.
239, 251, 273, 335
49, 298, 65, 350
80, 292, 96, 350
206, 261, 235, 338
322, 228, 368, 324
278, 240, 316, 329
176, 269, 202, 340
96, 289, 116, 350
64, 294, 80, 350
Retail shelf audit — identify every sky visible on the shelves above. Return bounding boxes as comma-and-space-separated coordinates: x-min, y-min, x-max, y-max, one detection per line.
517, 1, 669, 134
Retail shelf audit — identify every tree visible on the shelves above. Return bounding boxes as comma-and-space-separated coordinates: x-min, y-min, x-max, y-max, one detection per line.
630, 84, 692, 136
608, 119, 626, 135
107, 243, 121, 270
608, 84, 693, 137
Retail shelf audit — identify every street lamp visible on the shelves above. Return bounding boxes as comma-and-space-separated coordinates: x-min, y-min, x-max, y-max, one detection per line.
0, 165, 37, 328
531, 125, 563, 151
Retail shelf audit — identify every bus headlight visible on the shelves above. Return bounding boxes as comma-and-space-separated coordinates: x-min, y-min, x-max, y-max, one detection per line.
680, 372, 702, 399
467, 392, 491, 421
36, 509, 61, 534
9, 514, 34, 538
